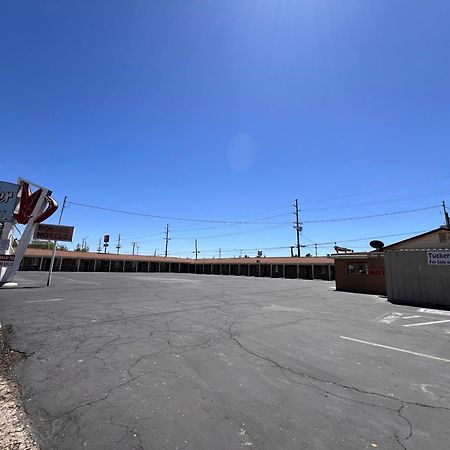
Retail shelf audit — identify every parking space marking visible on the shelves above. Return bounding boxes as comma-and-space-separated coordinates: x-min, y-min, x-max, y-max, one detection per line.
340, 336, 450, 363
26, 298, 63, 303
417, 308, 450, 317
403, 319, 450, 328
402, 315, 421, 319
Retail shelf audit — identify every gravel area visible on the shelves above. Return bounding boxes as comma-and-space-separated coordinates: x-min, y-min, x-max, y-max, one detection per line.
0, 324, 39, 450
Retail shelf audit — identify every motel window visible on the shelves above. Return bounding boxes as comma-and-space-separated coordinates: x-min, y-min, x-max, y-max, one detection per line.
347, 262, 368, 275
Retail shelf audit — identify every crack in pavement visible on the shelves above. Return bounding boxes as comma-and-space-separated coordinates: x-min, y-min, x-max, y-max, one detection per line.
228, 320, 449, 449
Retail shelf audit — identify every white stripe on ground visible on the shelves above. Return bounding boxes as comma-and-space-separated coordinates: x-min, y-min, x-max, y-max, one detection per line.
340, 336, 450, 363
403, 319, 450, 327
26, 299, 63, 303
417, 308, 450, 317
402, 315, 421, 319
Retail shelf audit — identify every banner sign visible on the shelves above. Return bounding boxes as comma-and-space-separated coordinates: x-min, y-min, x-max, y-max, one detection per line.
0, 255, 15, 267
34, 224, 75, 242
427, 251, 450, 266
0, 181, 19, 223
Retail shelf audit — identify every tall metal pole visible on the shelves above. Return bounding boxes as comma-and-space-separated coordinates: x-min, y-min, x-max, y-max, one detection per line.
218, 248, 221, 259
315, 243, 318, 258
131, 242, 137, 255
194, 239, 198, 260
47, 196, 67, 287
294, 199, 301, 257
164, 224, 169, 257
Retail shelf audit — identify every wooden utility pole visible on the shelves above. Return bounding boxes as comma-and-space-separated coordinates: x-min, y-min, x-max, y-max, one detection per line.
116, 234, 121, 254
443, 201, 450, 227
164, 224, 170, 257
294, 199, 302, 257
131, 242, 137, 255
194, 239, 199, 260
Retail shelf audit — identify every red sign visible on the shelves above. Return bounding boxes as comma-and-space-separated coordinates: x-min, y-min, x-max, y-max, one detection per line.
368, 263, 385, 276
0, 255, 15, 267
34, 224, 75, 242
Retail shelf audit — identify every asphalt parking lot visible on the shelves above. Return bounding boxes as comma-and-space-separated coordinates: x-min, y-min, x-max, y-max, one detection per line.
1, 272, 449, 450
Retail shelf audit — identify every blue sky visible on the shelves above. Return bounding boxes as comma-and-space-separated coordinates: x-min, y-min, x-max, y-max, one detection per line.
1, 0, 450, 257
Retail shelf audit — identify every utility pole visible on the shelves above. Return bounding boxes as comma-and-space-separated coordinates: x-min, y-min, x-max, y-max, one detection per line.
116, 234, 121, 254
97, 238, 102, 253
136, 245, 139, 256
47, 196, 68, 287
164, 224, 170, 257
218, 248, 221, 259
131, 242, 137, 255
443, 201, 450, 227
293, 199, 302, 257
315, 243, 318, 258
194, 239, 199, 260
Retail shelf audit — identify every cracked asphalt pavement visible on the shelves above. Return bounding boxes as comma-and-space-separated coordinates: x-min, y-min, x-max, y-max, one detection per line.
0, 272, 449, 450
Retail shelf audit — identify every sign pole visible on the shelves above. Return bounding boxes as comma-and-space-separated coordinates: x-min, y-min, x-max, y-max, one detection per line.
47, 196, 68, 287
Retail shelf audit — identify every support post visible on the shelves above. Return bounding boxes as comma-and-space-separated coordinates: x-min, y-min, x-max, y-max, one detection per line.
47, 196, 67, 287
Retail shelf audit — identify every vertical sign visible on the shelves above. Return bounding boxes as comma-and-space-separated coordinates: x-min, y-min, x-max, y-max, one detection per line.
0, 181, 19, 223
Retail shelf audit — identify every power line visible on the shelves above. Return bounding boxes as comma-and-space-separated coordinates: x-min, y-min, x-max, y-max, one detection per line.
302, 190, 450, 212
302, 205, 440, 223
302, 174, 450, 204
69, 201, 291, 225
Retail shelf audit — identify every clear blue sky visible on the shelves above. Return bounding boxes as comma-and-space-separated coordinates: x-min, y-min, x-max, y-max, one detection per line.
1, 1, 450, 257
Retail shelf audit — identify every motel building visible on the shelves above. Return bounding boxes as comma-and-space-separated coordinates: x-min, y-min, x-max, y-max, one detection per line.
20, 249, 335, 281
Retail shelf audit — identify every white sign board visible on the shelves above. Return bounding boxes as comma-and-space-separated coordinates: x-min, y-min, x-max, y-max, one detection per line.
427, 251, 450, 265
0, 181, 20, 223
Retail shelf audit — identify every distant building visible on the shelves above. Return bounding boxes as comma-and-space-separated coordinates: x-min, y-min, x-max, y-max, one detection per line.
333, 226, 450, 307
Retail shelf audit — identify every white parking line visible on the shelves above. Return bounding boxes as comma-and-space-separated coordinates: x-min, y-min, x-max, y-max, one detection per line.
340, 336, 450, 363
26, 299, 63, 303
403, 319, 450, 328
417, 308, 450, 317
402, 315, 421, 319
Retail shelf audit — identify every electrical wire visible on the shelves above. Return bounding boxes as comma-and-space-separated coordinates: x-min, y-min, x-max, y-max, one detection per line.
302, 174, 450, 204
69, 201, 291, 225
302, 205, 439, 223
